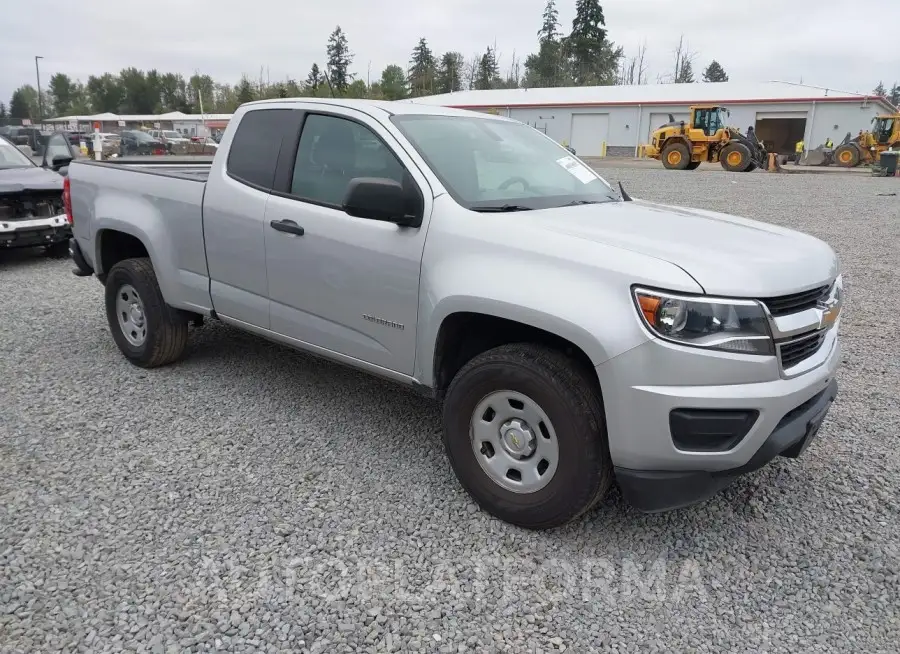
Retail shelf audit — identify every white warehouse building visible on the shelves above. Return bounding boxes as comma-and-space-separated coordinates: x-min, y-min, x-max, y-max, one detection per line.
408, 81, 894, 157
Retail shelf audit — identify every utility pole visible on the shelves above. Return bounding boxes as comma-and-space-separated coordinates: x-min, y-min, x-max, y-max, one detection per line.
34, 55, 43, 123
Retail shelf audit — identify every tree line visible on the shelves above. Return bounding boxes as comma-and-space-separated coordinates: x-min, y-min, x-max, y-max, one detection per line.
873, 82, 900, 107
0, 0, 735, 124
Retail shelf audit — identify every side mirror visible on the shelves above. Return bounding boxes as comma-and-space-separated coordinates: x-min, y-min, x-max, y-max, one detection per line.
342, 177, 422, 227
51, 154, 74, 171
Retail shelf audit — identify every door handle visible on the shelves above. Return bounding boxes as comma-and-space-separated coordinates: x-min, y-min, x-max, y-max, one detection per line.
269, 219, 305, 236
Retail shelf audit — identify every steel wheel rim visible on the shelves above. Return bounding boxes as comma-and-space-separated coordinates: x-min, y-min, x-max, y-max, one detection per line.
470, 390, 560, 494
839, 150, 851, 163
667, 151, 681, 165
727, 151, 742, 166
116, 284, 147, 347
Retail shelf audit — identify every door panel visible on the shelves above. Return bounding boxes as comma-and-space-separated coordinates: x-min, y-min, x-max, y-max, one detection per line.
264, 109, 431, 375
570, 113, 610, 156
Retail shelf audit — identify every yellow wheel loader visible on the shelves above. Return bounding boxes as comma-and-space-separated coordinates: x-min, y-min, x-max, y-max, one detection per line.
645, 106, 768, 172
833, 114, 900, 167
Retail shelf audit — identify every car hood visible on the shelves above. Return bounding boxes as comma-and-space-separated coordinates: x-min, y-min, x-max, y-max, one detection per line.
528, 199, 838, 297
0, 166, 64, 194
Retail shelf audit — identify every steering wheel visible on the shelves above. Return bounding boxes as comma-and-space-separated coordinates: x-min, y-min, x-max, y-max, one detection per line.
497, 176, 532, 191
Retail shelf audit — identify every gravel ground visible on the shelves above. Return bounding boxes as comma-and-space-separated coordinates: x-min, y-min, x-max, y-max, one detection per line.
1, 168, 898, 653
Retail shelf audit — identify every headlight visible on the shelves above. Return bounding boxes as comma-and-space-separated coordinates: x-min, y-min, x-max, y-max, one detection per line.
633, 288, 774, 356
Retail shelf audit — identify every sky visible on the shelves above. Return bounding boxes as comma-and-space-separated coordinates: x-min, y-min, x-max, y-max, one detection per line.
2, 0, 896, 107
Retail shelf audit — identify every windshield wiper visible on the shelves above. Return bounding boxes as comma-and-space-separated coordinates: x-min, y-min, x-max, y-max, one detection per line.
470, 204, 534, 212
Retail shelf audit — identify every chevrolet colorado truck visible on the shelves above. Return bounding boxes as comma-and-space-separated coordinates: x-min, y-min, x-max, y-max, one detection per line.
66, 99, 842, 529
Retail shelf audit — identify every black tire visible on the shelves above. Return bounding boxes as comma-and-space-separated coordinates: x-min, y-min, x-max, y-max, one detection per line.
685, 161, 701, 170
661, 142, 691, 170
45, 240, 70, 258
104, 257, 188, 368
442, 343, 613, 529
720, 143, 752, 172
745, 163, 758, 172
834, 143, 860, 167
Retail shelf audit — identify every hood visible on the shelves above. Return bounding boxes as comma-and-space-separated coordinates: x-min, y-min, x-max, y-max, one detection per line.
527, 199, 838, 297
0, 166, 64, 194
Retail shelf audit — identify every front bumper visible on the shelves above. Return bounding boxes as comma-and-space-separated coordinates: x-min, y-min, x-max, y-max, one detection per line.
0, 214, 71, 249
595, 326, 840, 511
616, 378, 837, 512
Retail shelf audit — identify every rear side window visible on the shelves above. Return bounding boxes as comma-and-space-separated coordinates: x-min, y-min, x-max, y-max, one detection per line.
226, 109, 294, 190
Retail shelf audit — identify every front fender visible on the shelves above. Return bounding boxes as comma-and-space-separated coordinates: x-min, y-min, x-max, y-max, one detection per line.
414, 253, 700, 387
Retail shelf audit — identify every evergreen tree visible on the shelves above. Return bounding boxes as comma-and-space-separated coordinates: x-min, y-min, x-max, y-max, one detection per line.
564, 0, 620, 86
235, 77, 256, 104
525, 0, 566, 87
326, 26, 354, 94
702, 60, 728, 83
539, 0, 560, 43
48, 73, 76, 116
380, 64, 408, 100
474, 47, 500, 90
675, 59, 695, 83
436, 52, 465, 94
890, 84, 900, 107
0, 102, 8, 126
86, 74, 123, 113
408, 38, 437, 97
9, 86, 39, 120
305, 63, 322, 93
873, 81, 886, 97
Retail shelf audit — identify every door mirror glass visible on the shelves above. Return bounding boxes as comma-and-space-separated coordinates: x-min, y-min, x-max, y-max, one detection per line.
342, 177, 421, 227
42, 133, 75, 169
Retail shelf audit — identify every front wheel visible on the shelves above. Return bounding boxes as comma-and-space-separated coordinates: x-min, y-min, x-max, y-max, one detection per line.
442, 344, 612, 529
104, 257, 188, 368
834, 144, 860, 167
720, 143, 753, 172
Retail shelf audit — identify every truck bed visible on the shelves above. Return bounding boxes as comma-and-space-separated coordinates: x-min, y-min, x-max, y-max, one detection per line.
76, 157, 212, 182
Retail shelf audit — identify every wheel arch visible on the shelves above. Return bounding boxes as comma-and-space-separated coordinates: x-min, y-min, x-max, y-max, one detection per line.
429, 310, 604, 401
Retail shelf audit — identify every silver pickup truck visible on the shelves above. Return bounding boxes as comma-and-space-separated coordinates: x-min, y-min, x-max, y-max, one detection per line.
67, 98, 842, 529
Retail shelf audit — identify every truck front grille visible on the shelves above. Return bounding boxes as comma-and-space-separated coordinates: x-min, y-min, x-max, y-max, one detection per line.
0, 192, 64, 222
777, 330, 828, 369
760, 285, 830, 317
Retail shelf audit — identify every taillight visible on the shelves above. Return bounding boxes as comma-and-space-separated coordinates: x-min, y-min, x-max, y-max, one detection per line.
63, 176, 73, 225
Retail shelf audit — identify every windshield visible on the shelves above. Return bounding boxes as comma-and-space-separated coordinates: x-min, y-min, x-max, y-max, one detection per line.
0, 136, 35, 169
390, 114, 616, 211
162, 130, 181, 139
874, 118, 893, 138
133, 131, 158, 142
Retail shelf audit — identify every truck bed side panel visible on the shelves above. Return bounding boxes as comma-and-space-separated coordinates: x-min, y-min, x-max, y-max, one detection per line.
70, 162, 212, 314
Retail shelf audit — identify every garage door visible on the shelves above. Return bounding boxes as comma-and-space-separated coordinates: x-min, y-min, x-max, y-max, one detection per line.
570, 113, 610, 156
648, 112, 689, 140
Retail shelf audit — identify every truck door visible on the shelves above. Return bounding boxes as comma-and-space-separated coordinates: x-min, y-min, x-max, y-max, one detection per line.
263, 108, 432, 376
202, 108, 300, 328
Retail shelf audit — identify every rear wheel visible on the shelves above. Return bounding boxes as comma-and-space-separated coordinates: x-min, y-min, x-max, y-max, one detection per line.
834, 144, 860, 167
442, 343, 612, 529
720, 143, 752, 172
685, 161, 701, 170
105, 257, 188, 368
661, 143, 691, 170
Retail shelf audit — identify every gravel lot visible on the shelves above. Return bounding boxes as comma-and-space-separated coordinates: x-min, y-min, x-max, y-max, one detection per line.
1, 167, 898, 653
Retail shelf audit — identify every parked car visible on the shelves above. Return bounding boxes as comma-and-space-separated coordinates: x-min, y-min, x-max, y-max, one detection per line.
119, 130, 167, 156
0, 133, 73, 256
66, 99, 842, 529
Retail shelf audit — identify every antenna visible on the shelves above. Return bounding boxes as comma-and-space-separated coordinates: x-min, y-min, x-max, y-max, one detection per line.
618, 181, 633, 202
321, 67, 336, 98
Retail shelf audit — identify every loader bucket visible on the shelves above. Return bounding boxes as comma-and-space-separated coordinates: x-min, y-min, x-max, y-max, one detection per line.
801, 147, 828, 166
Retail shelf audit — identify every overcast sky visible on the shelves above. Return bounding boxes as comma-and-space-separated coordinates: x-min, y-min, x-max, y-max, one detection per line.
2, 0, 895, 106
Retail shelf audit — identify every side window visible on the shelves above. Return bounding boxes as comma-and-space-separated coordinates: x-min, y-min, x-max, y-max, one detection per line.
290, 113, 405, 206
226, 109, 295, 190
